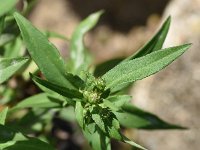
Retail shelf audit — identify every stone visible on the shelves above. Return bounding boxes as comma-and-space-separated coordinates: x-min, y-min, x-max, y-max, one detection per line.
132, 0, 200, 149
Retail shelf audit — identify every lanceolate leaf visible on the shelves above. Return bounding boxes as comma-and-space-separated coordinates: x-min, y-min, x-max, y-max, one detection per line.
11, 93, 63, 110
0, 125, 55, 150
98, 17, 170, 96
94, 28, 172, 78
0, 107, 8, 125
14, 12, 74, 89
115, 103, 185, 129
124, 16, 171, 62
31, 74, 83, 99
0, 0, 18, 17
69, 11, 103, 73
0, 57, 29, 84
122, 136, 147, 150
103, 44, 191, 92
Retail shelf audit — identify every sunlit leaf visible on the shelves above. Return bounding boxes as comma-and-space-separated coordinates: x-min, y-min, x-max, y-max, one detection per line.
69, 11, 103, 73
124, 16, 171, 61
103, 44, 191, 92
14, 12, 74, 89
122, 135, 147, 150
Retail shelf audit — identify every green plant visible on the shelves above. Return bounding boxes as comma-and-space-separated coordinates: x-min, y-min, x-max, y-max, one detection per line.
0, 1, 191, 150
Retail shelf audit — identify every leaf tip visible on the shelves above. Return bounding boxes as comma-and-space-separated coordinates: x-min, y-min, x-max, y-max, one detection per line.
97, 9, 105, 16
166, 15, 171, 22
183, 43, 192, 50
163, 15, 171, 29
91, 10, 104, 20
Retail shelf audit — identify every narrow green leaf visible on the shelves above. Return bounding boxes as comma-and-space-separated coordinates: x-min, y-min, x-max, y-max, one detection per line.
0, 125, 55, 150
106, 17, 171, 91
14, 12, 74, 89
122, 135, 147, 150
0, 0, 18, 17
69, 11, 103, 73
115, 103, 186, 129
115, 111, 149, 129
124, 16, 171, 61
11, 93, 63, 110
29, 73, 73, 106
75, 101, 84, 128
103, 44, 191, 92
31, 74, 83, 99
0, 57, 29, 84
0, 107, 8, 125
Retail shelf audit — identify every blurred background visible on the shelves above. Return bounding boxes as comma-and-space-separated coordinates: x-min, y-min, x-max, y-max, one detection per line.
20, 0, 200, 149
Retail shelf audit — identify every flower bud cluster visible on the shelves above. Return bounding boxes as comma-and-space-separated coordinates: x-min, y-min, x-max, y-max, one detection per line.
81, 76, 106, 104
